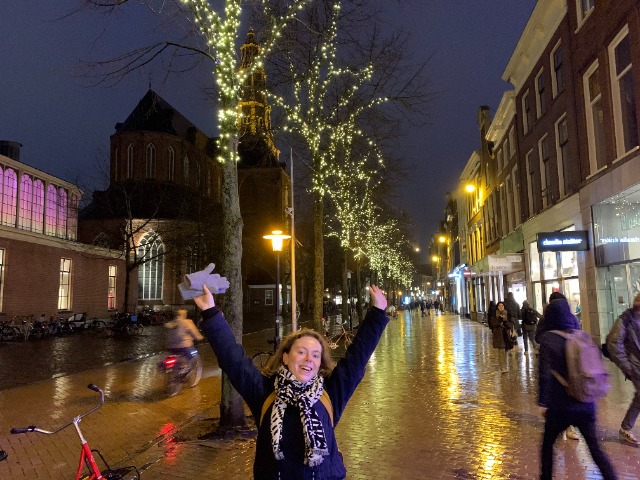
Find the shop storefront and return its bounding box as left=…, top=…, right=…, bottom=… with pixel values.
left=528, top=227, right=585, bottom=317
left=592, top=182, right=640, bottom=338
left=470, top=254, right=525, bottom=317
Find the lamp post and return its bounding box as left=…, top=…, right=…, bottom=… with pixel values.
left=263, top=229, right=291, bottom=345
left=347, top=270, right=352, bottom=331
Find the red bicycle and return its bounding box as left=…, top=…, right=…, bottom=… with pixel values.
left=11, top=384, right=141, bottom=480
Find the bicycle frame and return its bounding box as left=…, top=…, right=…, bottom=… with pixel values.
left=11, top=384, right=140, bottom=480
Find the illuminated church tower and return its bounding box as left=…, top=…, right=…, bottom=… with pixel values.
left=237, top=28, right=280, bottom=167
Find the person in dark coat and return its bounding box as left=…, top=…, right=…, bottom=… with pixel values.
left=535, top=292, right=580, bottom=344
left=538, top=299, right=617, bottom=480
left=194, top=284, right=390, bottom=480
left=486, top=301, right=497, bottom=326
left=505, top=291, right=522, bottom=336
left=521, top=300, right=542, bottom=354
left=488, top=301, right=517, bottom=373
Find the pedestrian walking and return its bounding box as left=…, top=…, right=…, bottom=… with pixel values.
left=537, top=299, right=617, bottom=480
left=605, top=291, right=640, bottom=446
left=488, top=301, right=517, bottom=373
left=521, top=300, right=542, bottom=354
left=420, top=300, right=426, bottom=317
left=505, top=291, right=522, bottom=336
left=194, top=284, right=390, bottom=479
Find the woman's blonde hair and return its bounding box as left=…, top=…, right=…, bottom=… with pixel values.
left=262, top=328, right=336, bottom=377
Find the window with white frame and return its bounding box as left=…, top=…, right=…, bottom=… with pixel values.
left=555, top=115, right=570, bottom=198
left=108, top=265, right=117, bottom=310
left=265, top=289, right=274, bottom=306
left=183, top=156, right=190, bottom=185
left=2, top=168, right=17, bottom=227
left=45, top=184, right=57, bottom=235
left=18, top=174, right=33, bottom=231
left=167, top=147, right=175, bottom=181
left=146, top=143, right=156, bottom=179
left=0, top=249, right=4, bottom=311
left=577, top=0, right=595, bottom=25
left=509, top=126, right=516, bottom=158
left=127, top=144, right=134, bottom=179
left=539, top=135, right=551, bottom=209
left=523, top=90, right=533, bottom=134
left=584, top=61, right=607, bottom=173
left=58, top=258, right=72, bottom=310
left=505, top=176, right=513, bottom=233
left=32, top=179, right=44, bottom=233
left=551, top=41, right=564, bottom=97
left=512, top=165, right=520, bottom=227
left=535, top=69, right=547, bottom=118
left=609, top=26, right=639, bottom=157
left=526, top=150, right=535, bottom=216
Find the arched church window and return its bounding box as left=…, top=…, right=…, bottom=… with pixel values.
left=127, top=144, right=134, bottom=179
left=167, top=147, right=175, bottom=181
left=137, top=231, right=164, bottom=300
left=2, top=169, right=17, bottom=227
left=45, top=184, right=57, bottom=235
left=19, top=174, right=33, bottom=231
left=146, top=143, right=156, bottom=179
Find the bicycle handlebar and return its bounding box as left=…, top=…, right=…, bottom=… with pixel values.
left=11, top=384, right=105, bottom=435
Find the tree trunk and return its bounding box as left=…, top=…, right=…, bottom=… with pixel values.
left=312, top=190, right=324, bottom=331
left=341, top=248, right=348, bottom=325
left=219, top=140, right=246, bottom=428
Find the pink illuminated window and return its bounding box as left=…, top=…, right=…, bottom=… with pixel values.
left=32, top=180, right=44, bottom=233
left=19, top=174, right=33, bottom=230
left=2, top=169, right=17, bottom=227
left=57, top=189, right=67, bottom=238
left=45, top=185, right=57, bottom=236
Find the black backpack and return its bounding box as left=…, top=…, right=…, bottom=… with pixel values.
left=522, top=308, right=538, bottom=326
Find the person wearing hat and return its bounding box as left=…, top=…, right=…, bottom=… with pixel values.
left=606, top=291, right=640, bottom=446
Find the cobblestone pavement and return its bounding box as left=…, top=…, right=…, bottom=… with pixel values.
left=2, top=311, right=640, bottom=479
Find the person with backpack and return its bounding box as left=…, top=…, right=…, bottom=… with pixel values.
left=193, top=284, right=389, bottom=479
left=538, top=298, right=616, bottom=480
left=606, top=291, right=640, bottom=446
left=521, top=300, right=542, bottom=355
left=488, top=301, right=517, bottom=373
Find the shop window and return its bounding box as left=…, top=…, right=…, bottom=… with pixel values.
left=108, top=265, right=117, bottom=310
left=609, top=26, right=639, bottom=157
left=542, top=251, right=558, bottom=280
left=584, top=61, right=606, bottom=173
left=59, top=258, right=72, bottom=311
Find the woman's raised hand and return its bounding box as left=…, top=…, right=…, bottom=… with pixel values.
left=369, top=285, right=387, bottom=312
left=194, top=284, right=216, bottom=311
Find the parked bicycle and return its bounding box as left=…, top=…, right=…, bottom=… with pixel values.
left=108, top=312, right=143, bottom=336
left=327, top=324, right=354, bottom=350
left=11, top=383, right=141, bottom=479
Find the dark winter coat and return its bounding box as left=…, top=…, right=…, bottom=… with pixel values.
left=607, top=307, right=640, bottom=382
left=521, top=303, right=542, bottom=332
left=488, top=310, right=516, bottom=349
left=535, top=300, right=580, bottom=344
left=537, top=299, right=594, bottom=413
left=200, top=306, right=389, bottom=480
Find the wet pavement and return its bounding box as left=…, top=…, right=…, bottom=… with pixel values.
left=2, top=311, right=640, bottom=479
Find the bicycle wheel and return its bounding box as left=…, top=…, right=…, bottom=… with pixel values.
left=252, top=352, right=271, bottom=370
left=93, top=320, right=106, bottom=333
left=187, top=355, right=203, bottom=388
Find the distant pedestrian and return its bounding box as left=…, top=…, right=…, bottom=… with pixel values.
left=538, top=299, right=617, bottom=480
left=606, top=291, right=640, bottom=446
left=420, top=300, right=426, bottom=317
left=488, top=301, right=517, bottom=373
left=194, top=284, right=391, bottom=479
left=521, top=300, right=542, bottom=354
left=505, top=291, right=522, bottom=336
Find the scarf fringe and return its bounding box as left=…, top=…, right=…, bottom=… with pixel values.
left=307, top=448, right=329, bottom=467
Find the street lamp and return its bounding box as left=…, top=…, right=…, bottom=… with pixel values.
left=263, top=229, right=291, bottom=345
left=465, top=184, right=476, bottom=193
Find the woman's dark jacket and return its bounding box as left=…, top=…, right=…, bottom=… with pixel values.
left=488, top=310, right=516, bottom=349
left=200, top=306, right=389, bottom=480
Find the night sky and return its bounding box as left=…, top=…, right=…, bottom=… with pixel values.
left=0, top=1, right=536, bottom=260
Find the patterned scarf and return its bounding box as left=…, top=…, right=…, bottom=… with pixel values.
left=271, top=365, right=329, bottom=467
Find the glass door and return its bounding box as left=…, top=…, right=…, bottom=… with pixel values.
left=608, top=264, right=630, bottom=321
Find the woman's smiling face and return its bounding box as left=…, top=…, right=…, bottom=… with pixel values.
left=283, top=335, right=322, bottom=383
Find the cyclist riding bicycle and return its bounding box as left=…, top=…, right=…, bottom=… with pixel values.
left=165, top=309, right=204, bottom=355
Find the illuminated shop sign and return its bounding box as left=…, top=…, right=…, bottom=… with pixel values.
left=537, top=231, right=589, bottom=252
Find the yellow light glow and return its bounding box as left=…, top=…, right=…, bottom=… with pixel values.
left=432, top=255, right=439, bottom=262
left=263, top=230, right=291, bottom=252
left=438, top=235, right=446, bottom=243
left=465, top=184, right=476, bottom=193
